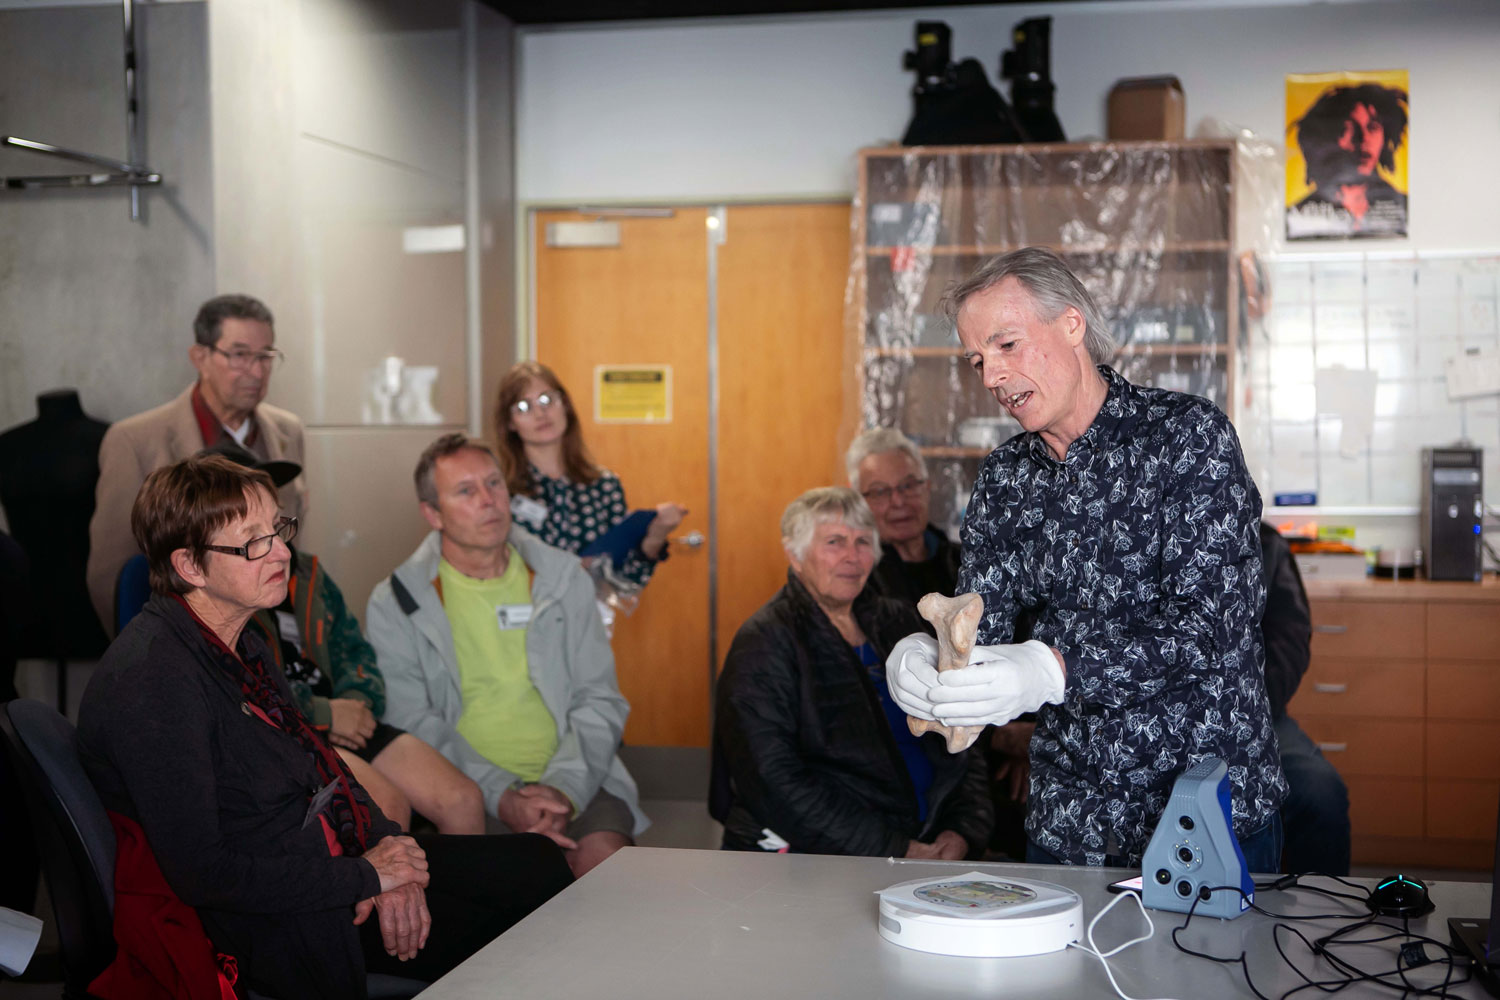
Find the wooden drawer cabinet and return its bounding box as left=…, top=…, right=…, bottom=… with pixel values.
left=1426, top=722, right=1500, bottom=780
left=1427, top=661, right=1500, bottom=720
left=1309, top=601, right=1424, bottom=659
left=1347, top=776, right=1425, bottom=838
left=1300, top=580, right=1500, bottom=869
left=1296, top=718, right=1424, bottom=777
left=1427, top=603, right=1500, bottom=659
left=1286, top=658, right=1423, bottom=718
left=1427, top=780, right=1500, bottom=840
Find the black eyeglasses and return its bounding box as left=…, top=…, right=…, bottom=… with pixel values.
left=860, top=477, right=928, bottom=507
left=204, top=516, right=297, bottom=560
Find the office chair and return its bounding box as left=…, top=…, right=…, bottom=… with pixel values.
left=113, top=554, right=150, bottom=634
left=0, top=699, right=117, bottom=998
left=0, top=700, right=424, bottom=1000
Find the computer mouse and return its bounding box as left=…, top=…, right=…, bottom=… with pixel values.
left=1367, top=875, right=1435, bottom=918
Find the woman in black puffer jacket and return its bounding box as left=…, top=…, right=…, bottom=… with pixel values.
left=714, top=487, right=993, bottom=858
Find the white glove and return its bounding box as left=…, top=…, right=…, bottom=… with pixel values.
left=885, top=633, right=939, bottom=720
left=886, top=634, right=1021, bottom=721
left=928, top=640, right=1066, bottom=727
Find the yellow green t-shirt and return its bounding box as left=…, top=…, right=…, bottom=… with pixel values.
left=438, top=550, right=558, bottom=781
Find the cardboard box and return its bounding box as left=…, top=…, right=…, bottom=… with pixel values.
left=1293, top=552, right=1369, bottom=582
left=1108, top=76, right=1185, bottom=141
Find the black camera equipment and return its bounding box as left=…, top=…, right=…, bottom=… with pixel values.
left=999, top=17, right=1066, bottom=142
left=901, top=21, right=1026, bottom=146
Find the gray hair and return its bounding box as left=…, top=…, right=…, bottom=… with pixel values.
left=193, top=293, right=275, bottom=347
left=845, top=427, right=927, bottom=488
left=780, top=487, right=877, bottom=562
left=941, top=246, right=1116, bottom=365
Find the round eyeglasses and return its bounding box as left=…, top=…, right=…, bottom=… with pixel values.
left=204, top=516, right=297, bottom=560
left=511, top=393, right=558, bottom=416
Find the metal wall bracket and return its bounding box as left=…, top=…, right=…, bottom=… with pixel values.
left=0, top=0, right=163, bottom=220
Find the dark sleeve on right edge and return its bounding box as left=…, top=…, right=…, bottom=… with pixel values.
left=98, top=654, right=381, bottom=914
left=1259, top=525, right=1312, bottom=719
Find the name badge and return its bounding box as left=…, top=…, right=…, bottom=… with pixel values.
left=511, top=495, right=549, bottom=529
left=496, top=603, right=533, bottom=631
left=301, top=779, right=340, bottom=830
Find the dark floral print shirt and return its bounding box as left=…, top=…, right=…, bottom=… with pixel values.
left=957, top=366, right=1286, bottom=866
left=517, top=466, right=658, bottom=588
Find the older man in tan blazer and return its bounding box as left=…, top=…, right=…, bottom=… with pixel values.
left=86, top=294, right=308, bottom=633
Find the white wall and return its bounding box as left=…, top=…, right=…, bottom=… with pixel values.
left=211, top=0, right=516, bottom=616
left=517, top=0, right=1499, bottom=252
left=517, top=0, right=1499, bottom=556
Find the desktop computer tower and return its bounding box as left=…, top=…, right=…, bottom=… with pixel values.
left=1421, top=446, right=1483, bottom=581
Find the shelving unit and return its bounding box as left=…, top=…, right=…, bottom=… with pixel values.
left=849, top=140, right=1248, bottom=534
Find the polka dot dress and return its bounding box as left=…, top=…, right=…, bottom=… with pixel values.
left=518, top=465, right=658, bottom=587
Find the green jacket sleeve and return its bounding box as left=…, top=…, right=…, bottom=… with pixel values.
left=318, top=570, right=387, bottom=718
left=248, top=609, right=322, bottom=724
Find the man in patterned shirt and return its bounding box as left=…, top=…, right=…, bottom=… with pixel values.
left=888, top=247, right=1286, bottom=868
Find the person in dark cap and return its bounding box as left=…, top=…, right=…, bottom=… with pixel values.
left=204, top=441, right=487, bottom=836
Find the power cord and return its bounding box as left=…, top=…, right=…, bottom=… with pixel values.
left=1067, top=888, right=1186, bottom=1000
left=1168, top=877, right=1473, bottom=1000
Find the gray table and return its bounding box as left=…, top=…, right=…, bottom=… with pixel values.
left=418, top=847, right=1490, bottom=999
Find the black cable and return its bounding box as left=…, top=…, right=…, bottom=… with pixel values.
left=1254, top=872, right=1373, bottom=905
left=1169, top=889, right=1275, bottom=1000
left=1167, top=882, right=1473, bottom=1000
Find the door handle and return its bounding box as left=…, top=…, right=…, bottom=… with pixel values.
left=677, top=531, right=706, bottom=550
left=1313, top=683, right=1348, bottom=694
left=1315, top=742, right=1348, bottom=753
left=1313, top=624, right=1348, bottom=634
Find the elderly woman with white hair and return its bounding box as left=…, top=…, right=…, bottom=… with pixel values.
left=713, top=487, right=992, bottom=858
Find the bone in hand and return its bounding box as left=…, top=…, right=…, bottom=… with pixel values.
left=909, top=592, right=987, bottom=753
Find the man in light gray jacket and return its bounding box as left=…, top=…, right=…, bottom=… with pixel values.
left=367, top=433, right=646, bottom=876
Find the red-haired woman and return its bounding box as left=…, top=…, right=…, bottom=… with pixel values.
left=493, top=361, right=686, bottom=588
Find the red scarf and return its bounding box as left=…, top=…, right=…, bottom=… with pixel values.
left=173, top=594, right=371, bottom=855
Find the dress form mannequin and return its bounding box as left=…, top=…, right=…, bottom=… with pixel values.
left=0, top=391, right=111, bottom=686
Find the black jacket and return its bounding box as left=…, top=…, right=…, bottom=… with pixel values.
left=714, top=572, right=993, bottom=857
left=79, top=594, right=398, bottom=999
left=1259, top=522, right=1312, bottom=720
left=867, top=524, right=962, bottom=606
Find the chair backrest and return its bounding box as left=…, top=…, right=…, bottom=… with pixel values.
left=0, top=699, right=117, bottom=992
left=115, top=554, right=151, bottom=634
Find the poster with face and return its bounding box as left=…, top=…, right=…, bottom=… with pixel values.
left=1285, top=70, right=1409, bottom=240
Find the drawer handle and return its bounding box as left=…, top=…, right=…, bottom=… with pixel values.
left=1313, top=625, right=1349, bottom=634
left=1316, top=742, right=1348, bottom=753
left=1313, top=683, right=1348, bottom=694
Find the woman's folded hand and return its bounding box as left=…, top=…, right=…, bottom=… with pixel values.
left=363, top=834, right=430, bottom=893
left=353, top=883, right=430, bottom=960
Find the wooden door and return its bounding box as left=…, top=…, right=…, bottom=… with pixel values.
left=534, top=209, right=712, bottom=747
left=532, top=203, right=852, bottom=748
left=717, top=203, right=854, bottom=661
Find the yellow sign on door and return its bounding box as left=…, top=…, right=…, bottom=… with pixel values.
left=594, top=365, right=672, bottom=423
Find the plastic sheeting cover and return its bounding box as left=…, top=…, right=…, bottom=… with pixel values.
left=846, top=138, right=1278, bottom=538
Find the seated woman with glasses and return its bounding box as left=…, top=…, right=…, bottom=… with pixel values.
left=713, top=487, right=992, bottom=858
left=493, top=361, right=687, bottom=591
left=845, top=428, right=958, bottom=605
left=193, top=443, right=490, bottom=837
left=77, top=455, right=571, bottom=998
